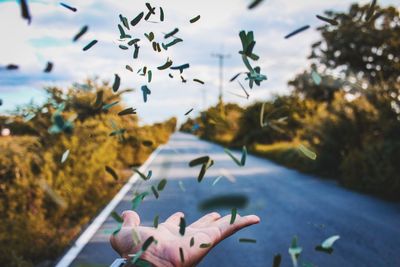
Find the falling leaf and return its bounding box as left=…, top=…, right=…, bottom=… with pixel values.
left=126, top=65, right=134, bottom=72
left=157, top=58, right=173, bottom=70
left=145, top=32, right=155, bottom=42
left=142, top=140, right=153, bottom=147
left=284, top=25, right=310, bottom=39
left=119, top=14, right=130, bottom=30
left=44, top=62, right=53, bottom=73
left=82, top=40, right=98, bottom=51
left=73, top=25, right=88, bottom=42
left=145, top=3, right=156, bottom=21
left=298, top=144, right=317, bottom=160
left=19, top=0, right=31, bottom=24
left=212, top=176, right=224, bottom=186
left=248, top=0, right=264, bottom=9
left=102, top=101, right=119, bottom=111
left=142, top=236, right=155, bottom=251
left=153, top=215, right=159, bottom=228
left=164, top=28, right=179, bottom=39
left=151, top=186, right=159, bottom=199
left=148, top=70, right=152, bottom=83
left=131, top=12, right=144, bottom=27
left=61, top=149, right=70, bottom=163
left=230, top=208, right=237, bottom=224
left=60, top=2, right=77, bottom=12
left=133, top=168, right=152, bottom=180
left=273, top=254, right=282, bottom=267
left=189, top=156, right=210, bottom=167
left=199, top=243, right=211, bottom=248
left=239, top=238, right=257, bottom=243
left=311, top=71, right=322, bottom=85
left=159, top=7, right=164, bottom=21
left=111, top=211, right=123, bottom=223
left=178, top=181, right=186, bottom=192
left=224, top=146, right=247, bottom=167
left=112, top=74, right=121, bottom=92
left=179, top=247, right=185, bottom=263
left=6, top=64, right=19, bottom=70
left=315, top=235, right=340, bottom=254
left=157, top=179, right=167, bottom=191
left=131, top=192, right=149, bottom=210
left=193, top=79, right=204, bottom=84
left=179, top=217, right=186, bottom=236
left=365, top=0, right=377, bottom=21
left=288, top=236, right=302, bottom=267
left=190, top=237, right=195, bottom=247
left=184, top=108, right=194, bottom=116
left=105, top=166, right=119, bottom=180
left=316, top=15, right=339, bottom=26
left=118, top=107, right=137, bottom=116
left=119, top=45, right=129, bottom=50
left=141, top=85, right=151, bottom=103
left=199, top=194, right=248, bottom=211
left=189, top=15, right=201, bottom=23
left=170, top=63, right=190, bottom=73
left=162, top=38, right=183, bottom=49
left=128, top=38, right=140, bottom=46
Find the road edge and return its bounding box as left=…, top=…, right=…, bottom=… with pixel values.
left=55, top=145, right=164, bottom=267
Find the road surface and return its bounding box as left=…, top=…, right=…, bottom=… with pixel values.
left=66, top=132, right=400, bottom=267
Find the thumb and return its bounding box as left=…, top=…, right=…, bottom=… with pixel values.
left=122, top=210, right=141, bottom=227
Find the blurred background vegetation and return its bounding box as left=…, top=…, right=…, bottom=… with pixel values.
left=181, top=3, right=400, bottom=201
left=0, top=80, right=176, bottom=267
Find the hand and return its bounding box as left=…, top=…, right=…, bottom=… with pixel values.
left=110, top=210, right=260, bottom=267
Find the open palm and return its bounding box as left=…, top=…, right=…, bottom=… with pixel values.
left=110, top=210, right=260, bottom=267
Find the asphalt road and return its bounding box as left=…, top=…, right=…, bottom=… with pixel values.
left=69, top=132, right=400, bottom=267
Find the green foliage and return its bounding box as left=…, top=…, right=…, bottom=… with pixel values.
left=0, top=80, right=176, bottom=267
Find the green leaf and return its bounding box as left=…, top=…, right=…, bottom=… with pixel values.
left=163, top=38, right=183, bottom=49
left=118, top=107, right=137, bottom=116
left=288, top=236, right=302, bottom=267
left=153, top=215, right=159, bottom=228
left=148, top=70, right=152, bottom=83
left=60, top=2, right=77, bottom=12
left=284, top=25, right=310, bottom=39
left=238, top=238, right=256, bottom=243
left=273, top=254, right=282, bottom=267
left=316, top=15, right=339, bottom=26
left=170, top=63, right=189, bottom=73
left=193, top=79, right=205, bottom=84
left=190, top=237, right=195, bottom=247
left=142, top=236, right=155, bottom=251
left=240, top=146, right=247, bottom=166
left=102, top=101, right=119, bottom=111
left=119, top=14, right=130, bottom=30
left=311, top=71, right=322, bottom=85
left=131, top=12, right=144, bottom=27
left=189, top=15, right=201, bottom=23
left=128, top=38, right=140, bottom=46
left=159, top=7, right=164, bottom=21
left=230, top=208, right=237, bottom=224
left=189, top=156, right=210, bottom=167
left=133, top=168, right=152, bottom=180
left=112, top=74, right=121, bottom=92
left=224, top=148, right=243, bottom=167
left=82, top=40, right=98, bottom=51
left=61, top=149, right=70, bottom=163
left=179, top=247, right=185, bottom=263
left=248, top=0, right=264, bottom=9
left=298, top=144, right=317, bottom=160
left=157, top=58, right=173, bottom=70
left=144, top=32, right=155, bottom=42
left=199, top=243, right=211, bottom=248
left=133, top=44, right=140, bottom=59
left=105, top=166, right=119, bottom=180
left=157, top=179, right=167, bottom=191
left=131, top=192, right=149, bottom=210
left=110, top=211, right=123, bottom=223
left=19, top=0, right=31, bottom=24
left=151, top=186, right=159, bottom=199
left=119, top=45, right=129, bottom=50
left=315, top=235, right=340, bottom=254
left=126, top=65, right=133, bottom=72
left=184, top=108, right=194, bottom=116
left=141, top=85, right=151, bottom=103
left=179, top=217, right=186, bottom=236
left=164, top=28, right=179, bottom=39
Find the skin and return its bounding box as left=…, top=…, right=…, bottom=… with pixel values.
left=110, top=210, right=260, bottom=267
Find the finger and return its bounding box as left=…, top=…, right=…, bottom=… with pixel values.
left=216, top=214, right=260, bottom=240
left=121, top=210, right=140, bottom=227
left=190, top=212, right=221, bottom=228
left=165, top=211, right=185, bottom=225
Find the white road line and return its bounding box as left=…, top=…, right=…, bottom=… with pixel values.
left=55, top=145, right=164, bottom=267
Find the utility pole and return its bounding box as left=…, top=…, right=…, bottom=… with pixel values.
left=211, top=53, right=230, bottom=104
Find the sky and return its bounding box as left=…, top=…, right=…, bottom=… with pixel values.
left=0, top=0, right=398, bottom=124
